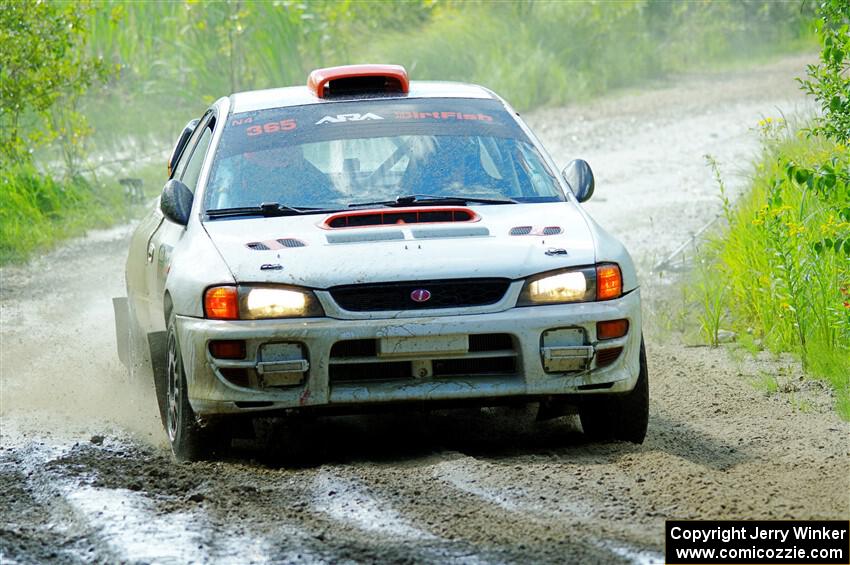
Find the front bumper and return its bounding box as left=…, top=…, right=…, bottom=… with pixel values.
left=176, top=289, right=642, bottom=415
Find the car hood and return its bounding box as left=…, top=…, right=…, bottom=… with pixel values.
left=203, top=203, right=596, bottom=288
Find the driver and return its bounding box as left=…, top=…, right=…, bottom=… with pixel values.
left=240, top=145, right=336, bottom=207
left=403, top=136, right=495, bottom=194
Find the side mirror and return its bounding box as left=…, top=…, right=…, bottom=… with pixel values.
left=160, top=179, right=194, bottom=226
left=561, top=159, right=595, bottom=203
left=167, top=118, right=200, bottom=177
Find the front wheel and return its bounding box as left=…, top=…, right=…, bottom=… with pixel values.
left=164, top=317, right=224, bottom=460
left=579, top=336, right=649, bottom=444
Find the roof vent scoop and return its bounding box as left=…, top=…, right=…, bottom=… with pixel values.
left=307, top=64, right=409, bottom=98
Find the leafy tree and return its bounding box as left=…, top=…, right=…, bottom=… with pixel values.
left=0, top=0, right=107, bottom=167
left=801, top=0, right=850, bottom=144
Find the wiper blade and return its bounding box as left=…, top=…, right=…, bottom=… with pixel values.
left=206, top=202, right=336, bottom=219
left=348, top=194, right=518, bottom=208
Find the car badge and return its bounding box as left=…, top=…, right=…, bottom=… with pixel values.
left=410, top=289, right=432, bottom=303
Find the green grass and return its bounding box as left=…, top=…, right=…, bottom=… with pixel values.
left=753, top=371, right=780, bottom=396
left=0, top=164, right=127, bottom=263
left=692, top=123, right=850, bottom=420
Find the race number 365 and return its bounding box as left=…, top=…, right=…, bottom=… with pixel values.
left=247, top=119, right=296, bottom=136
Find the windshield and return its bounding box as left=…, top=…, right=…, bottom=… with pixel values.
left=204, top=98, right=564, bottom=212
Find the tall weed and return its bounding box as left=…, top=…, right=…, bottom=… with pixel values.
left=694, top=123, right=850, bottom=419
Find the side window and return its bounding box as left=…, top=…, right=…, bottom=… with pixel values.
left=180, top=121, right=214, bottom=193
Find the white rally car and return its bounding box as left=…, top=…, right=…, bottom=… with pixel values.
left=114, top=64, right=648, bottom=460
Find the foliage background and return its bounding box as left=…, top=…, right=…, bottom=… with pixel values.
left=0, top=0, right=820, bottom=263
left=84, top=0, right=816, bottom=141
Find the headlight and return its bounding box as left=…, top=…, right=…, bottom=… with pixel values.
left=528, top=271, right=588, bottom=302
left=517, top=263, right=622, bottom=305
left=244, top=287, right=314, bottom=319
left=204, top=285, right=324, bottom=319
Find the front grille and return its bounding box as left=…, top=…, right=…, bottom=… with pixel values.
left=329, top=361, right=411, bottom=383
left=329, top=279, right=510, bottom=312
left=330, top=339, right=377, bottom=358
left=328, top=333, right=518, bottom=384
left=469, top=333, right=513, bottom=352
left=432, top=357, right=515, bottom=377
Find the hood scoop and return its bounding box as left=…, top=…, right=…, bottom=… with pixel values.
left=324, top=206, right=478, bottom=228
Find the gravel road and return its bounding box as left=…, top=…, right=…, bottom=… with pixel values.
left=1, top=54, right=848, bottom=564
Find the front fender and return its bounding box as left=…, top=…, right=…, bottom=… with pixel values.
left=163, top=220, right=234, bottom=323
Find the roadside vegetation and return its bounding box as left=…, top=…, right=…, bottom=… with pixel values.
left=0, top=1, right=123, bottom=263
left=1, top=1, right=817, bottom=264
left=85, top=1, right=815, bottom=125
left=693, top=0, right=850, bottom=419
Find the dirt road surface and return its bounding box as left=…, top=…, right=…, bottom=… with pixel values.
left=1, top=54, right=848, bottom=564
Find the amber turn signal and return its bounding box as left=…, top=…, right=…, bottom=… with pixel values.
left=209, top=340, right=246, bottom=359
left=597, top=319, right=629, bottom=340
left=204, top=286, right=239, bottom=320
left=596, top=264, right=622, bottom=301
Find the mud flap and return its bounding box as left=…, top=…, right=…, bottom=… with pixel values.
left=112, top=297, right=129, bottom=367
left=148, top=331, right=168, bottom=424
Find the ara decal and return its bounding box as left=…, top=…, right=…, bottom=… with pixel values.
left=315, top=113, right=384, bottom=125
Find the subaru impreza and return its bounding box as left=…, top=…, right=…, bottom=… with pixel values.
left=114, top=64, right=648, bottom=460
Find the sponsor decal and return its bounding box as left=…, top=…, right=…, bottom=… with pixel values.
left=246, top=119, right=297, bottom=136
left=410, top=289, right=432, bottom=303
left=231, top=117, right=254, bottom=126
left=394, top=111, right=494, bottom=122
left=315, top=113, right=384, bottom=124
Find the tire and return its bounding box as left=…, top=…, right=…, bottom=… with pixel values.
left=579, top=336, right=649, bottom=444
left=163, top=316, right=225, bottom=460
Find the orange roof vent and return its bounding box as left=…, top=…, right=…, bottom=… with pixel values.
left=307, top=64, right=409, bottom=98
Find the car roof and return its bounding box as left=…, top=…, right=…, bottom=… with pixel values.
left=229, top=81, right=497, bottom=114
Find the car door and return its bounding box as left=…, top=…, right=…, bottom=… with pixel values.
left=145, top=110, right=216, bottom=327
